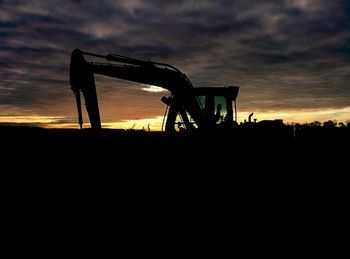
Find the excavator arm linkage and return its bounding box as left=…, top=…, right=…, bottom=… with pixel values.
left=69, top=49, right=203, bottom=131
left=69, top=49, right=239, bottom=132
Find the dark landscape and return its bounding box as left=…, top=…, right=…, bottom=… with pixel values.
left=2, top=123, right=348, bottom=167
left=2, top=124, right=348, bottom=235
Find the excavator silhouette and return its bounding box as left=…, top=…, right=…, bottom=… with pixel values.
left=70, top=49, right=240, bottom=132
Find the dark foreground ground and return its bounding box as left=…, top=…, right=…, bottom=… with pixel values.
left=2, top=124, right=348, bottom=194
left=1, top=125, right=348, bottom=243
left=2, top=125, right=348, bottom=169
left=2, top=124, right=348, bottom=198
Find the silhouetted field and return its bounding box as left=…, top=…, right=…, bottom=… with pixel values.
left=2, top=124, right=348, bottom=165
left=2, top=125, right=348, bottom=219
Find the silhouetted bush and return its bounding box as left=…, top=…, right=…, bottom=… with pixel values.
left=338, top=122, right=345, bottom=128
left=309, top=121, right=322, bottom=128
left=323, top=120, right=337, bottom=128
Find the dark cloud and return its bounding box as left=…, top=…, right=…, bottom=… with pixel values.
left=0, top=0, right=349, bottom=123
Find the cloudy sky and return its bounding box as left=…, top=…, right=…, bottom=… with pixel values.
left=1, top=0, right=349, bottom=129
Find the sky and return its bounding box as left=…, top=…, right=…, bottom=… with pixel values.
left=1, top=0, right=349, bottom=130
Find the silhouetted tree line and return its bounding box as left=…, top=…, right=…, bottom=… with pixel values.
left=288, top=119, right=350, bottom=141
left=290, top=120, right=350, bottom=128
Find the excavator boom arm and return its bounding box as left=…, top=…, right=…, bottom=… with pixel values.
left=69, top=49, right=202, bottom=130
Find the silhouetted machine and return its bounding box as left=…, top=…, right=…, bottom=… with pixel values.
left=70, top=49, right=239, bottom=132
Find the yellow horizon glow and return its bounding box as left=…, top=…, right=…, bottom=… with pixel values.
left=0, top=107, right=349, bottom=130
left=102, top=116, right=165, bottom=130
left=0, top=115, right=64, bottom=124
left=237, top=107, right=350, bottom=124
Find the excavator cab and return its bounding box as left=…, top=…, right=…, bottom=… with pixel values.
left=194, top=86, right=239, bottom=128
left=162, top=86, right=239, bottom=132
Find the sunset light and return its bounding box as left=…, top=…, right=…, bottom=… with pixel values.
left=1, top=1, right=349, bottom=128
